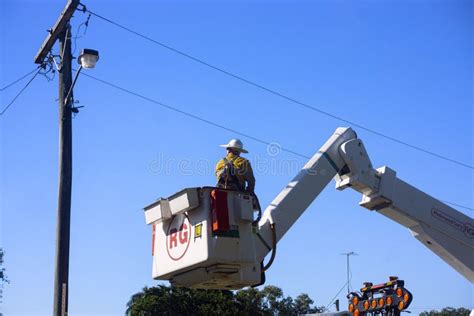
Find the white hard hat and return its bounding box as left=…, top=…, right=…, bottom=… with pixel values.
left=220, top=138, right=248, bottom=153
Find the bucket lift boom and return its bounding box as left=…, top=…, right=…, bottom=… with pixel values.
left=143, top=127, right=474, bottom=289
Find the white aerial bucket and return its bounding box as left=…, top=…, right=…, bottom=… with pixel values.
left=143, top=187, right=262, bottom=289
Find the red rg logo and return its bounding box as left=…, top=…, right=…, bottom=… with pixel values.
left=166, top=214, right=191, bottom=260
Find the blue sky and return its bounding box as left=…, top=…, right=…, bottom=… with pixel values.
left=1, top=0, right=472, bottom=315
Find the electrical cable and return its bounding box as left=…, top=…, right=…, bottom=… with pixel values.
left=84, top=8, right=473, bottom=170
left=79, top=72, right=474, bottom=211
left=325, top=280, right=349, bottom=311
left=0, top=67, right=41, bottom=92
left=79, top=71, right=309, bottom=159
left=0, top=67, right=43, bottom=116
left=262, top=223, right=276, bottom=272
left=439, top=200, right=474, bottom=211
left=71, top=13, right=91, bottom=56
left=39, top=58, right=56, bottom=82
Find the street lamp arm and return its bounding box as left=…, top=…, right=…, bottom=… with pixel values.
left=63, top=66, right=82, bottom=107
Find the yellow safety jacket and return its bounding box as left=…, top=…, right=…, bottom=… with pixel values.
left=215, top=153, right=255, bottom=192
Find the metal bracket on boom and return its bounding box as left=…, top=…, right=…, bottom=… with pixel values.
left=359, top=166, right=396, bottom=211
left=335, top=139, right=398, bottom=211
left=335, top=139, right=379, bottom=195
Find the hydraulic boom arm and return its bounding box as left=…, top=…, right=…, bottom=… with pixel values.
left=256, top=127, right=474, bottom=282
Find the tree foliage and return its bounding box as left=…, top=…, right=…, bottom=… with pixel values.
left=0, top=248, right=8, bottom=284
left=419, top=307, right=471, bottom=316
left=126, top=284, right=325, bottom=316
left=0, top=247, right=8, bottom=316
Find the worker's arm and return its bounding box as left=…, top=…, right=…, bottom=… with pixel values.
left=244, top=161, right=256, bottom=193
left=215, top=159, right=224, bottom=181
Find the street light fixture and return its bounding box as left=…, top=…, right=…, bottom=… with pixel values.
left=64, top=48, right=100, bottom=106
left=78, top=48, right=99, bottom=69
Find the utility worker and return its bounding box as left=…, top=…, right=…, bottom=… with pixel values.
left=215, top=139, right=255, bottom=193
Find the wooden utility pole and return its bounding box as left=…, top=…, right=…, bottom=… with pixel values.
left=54, top=24, right=73, bottom=316
left=34, top=1, right=79, bottom=315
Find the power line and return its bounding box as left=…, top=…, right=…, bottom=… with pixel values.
left=71, top=13, right=91, bottom=56
left=325, top=280, right=348, bottom=311
left=85, top=8, right=473, bottom=170
left=0, top=67, right=40, bottom=92
left=0, top=67, right=42, bottom=116
left=80, top=71, right=309, bottom=159
left=440, top=200, right=474, bottom=211
left=79, top=72, right=474, bottom=211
